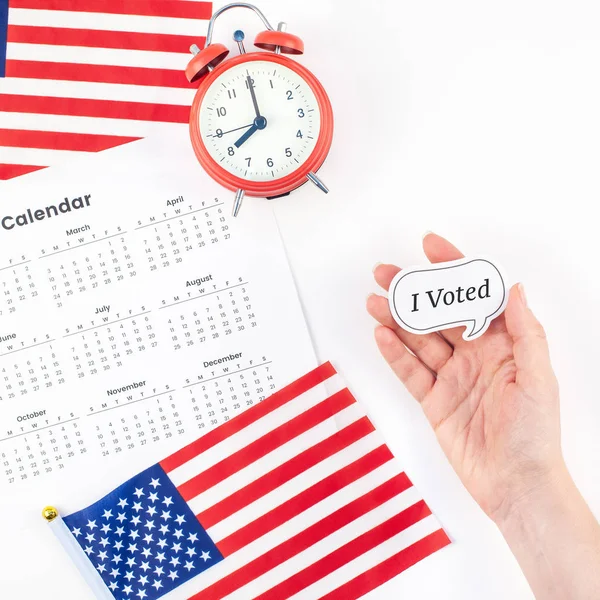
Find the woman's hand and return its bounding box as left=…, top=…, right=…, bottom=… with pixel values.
left=368, top=233, right=600, bottom=599
left=367, top=233, right=564, bottom=522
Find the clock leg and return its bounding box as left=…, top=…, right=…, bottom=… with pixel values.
left=307, top=172, right=329, bottom=194
left=232, top=189, right=245, bottom=217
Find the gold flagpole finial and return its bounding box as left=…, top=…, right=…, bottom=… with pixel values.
left=42, top=506, right=59, bottom=522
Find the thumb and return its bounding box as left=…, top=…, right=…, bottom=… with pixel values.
left=504, top=283, right=556, bottom=390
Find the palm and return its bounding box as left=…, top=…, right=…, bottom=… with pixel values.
left=368, top=234, right=560, bottom=520
left=425, top=321, right=519, bottom=516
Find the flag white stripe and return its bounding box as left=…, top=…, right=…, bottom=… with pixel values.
left=7, top=42, right=190, bottom=70
left=223, top=491, right=426, bottom=600
left=186, top=401, right=365, bottom=516
left=0, top=78, right=195, bottom=105
left=0, top=146, right=89, bottom=166
left=0, top=113, right=188, bottom=137
left=289, top=514, right=442, bottom=600
left=8, top=8, right=209, bottom=37
left=168, top=374, right=345, bottom=488
left=164, top=480, right=421, bottom=600
left=206, top=430, right=385, bottom=543
left=161, top=467, right=416, bottom=600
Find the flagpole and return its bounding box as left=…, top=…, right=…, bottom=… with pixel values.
left=43, top=507, right=114, bottom=600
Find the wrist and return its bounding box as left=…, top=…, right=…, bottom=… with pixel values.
left=493, top=459, right=575, bottom=535
left=492, top=460, right=600, bottom=600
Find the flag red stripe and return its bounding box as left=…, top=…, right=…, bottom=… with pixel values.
left=217, top=445, right=398, bottom=557
left=319, top=529, right=451, bottom=600
left=7, top=25, right=203, bottom=54
left=178, top=388, right=356, bottom=502
left=190, top=473, right=411, bottom=600
left=0, top=163, right=46, bottom=180
left=8, top=0, right=213, bottom=20
left=199, top=416, right=377, bottom=530
left=5, top=60, right=195, bottom=89
left=161, top=362, right=337, bottom=473
left=0, top=94, right=189, bottom=123
left=255, top=500, right=432, bottom=600
left=0, top=129, right=140, bottom=151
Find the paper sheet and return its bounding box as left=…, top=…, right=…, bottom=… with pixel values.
left=0, top=140, right=317, bottom=597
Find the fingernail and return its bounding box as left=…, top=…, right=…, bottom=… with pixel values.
left=422, top=230, right=434, bottom=240
left=366, top=292, right=376, bottom=302
left=372, top=262, right=383, bottom=273
left=518, top=283, right=528, bottom=308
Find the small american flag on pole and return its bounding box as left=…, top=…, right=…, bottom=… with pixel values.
left=0, top=0, right=212, bottom=181
left=49, top=363, right=450, bottom=599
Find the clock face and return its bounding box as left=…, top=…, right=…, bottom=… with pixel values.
left=198, top=60, right=322, bottom=182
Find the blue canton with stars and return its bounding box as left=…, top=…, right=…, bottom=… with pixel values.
left=63, top=464, right=223, bottom=600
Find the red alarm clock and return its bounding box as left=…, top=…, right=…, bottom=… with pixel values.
left=185, top=3, right=334, bottom=216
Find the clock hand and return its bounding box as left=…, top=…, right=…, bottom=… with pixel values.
left=246, top=74, right=261, bottom=118
left=234, top=124, right=257, bottom=148
left=213, top=123, right=253, bottom=137
left=234, top=115, right=267, bottom=148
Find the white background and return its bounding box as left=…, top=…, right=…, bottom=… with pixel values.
left=3, top=0, right=600, bottom=598
left=253, top=0, right=599, bottom=598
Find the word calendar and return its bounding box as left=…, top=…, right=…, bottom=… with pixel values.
left=0, top=152, right=317, bottom=498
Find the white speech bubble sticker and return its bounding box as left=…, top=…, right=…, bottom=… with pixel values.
left=388, top=257, right=509, bottom=341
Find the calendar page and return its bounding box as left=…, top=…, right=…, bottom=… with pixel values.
left=0, top=140, right=317, bottom=597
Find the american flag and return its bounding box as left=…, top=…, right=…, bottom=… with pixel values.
left=0, top=0, right=212, bottom=181
left=52, top=363, right=450, bottom=599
